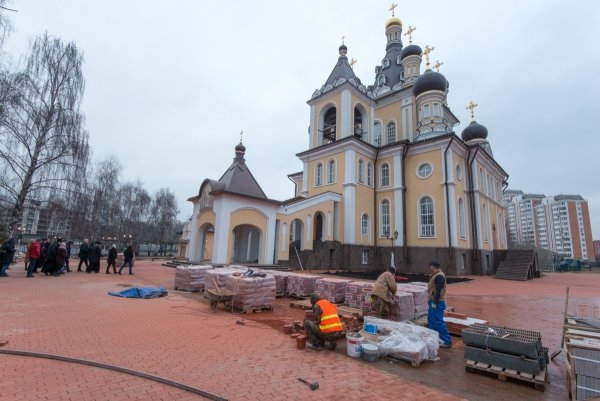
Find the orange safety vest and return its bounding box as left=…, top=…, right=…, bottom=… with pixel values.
left=316, top=300, right=343, bottom=333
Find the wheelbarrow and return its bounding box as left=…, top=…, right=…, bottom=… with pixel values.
left=206, top=287, right=236, bottom=313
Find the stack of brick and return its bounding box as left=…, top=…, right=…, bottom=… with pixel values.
left=256, top=269, right=291, bottom=296
left=174, top=265, right=214, bottom=292
left=397, top=283, right=429, bottom=318
left=225, top=274, right=276, bottom=312
left=314, top=277, right=352, bottom=303
left=361, top=291, right=415, bottom=322
left=203, top=267, right=246, bottom=296
left=286, top=273, right=321, bottom=297
left=344, top=281, right=373, bottom=309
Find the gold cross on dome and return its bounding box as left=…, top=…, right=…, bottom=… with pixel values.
left=405, top=26, right=416, bottom=44
left=341, top=35, right=345, bottom=45
left=422, top=45, right=435, bottom=68
left=466, top=101, right=478, bottom=121
left=350, top=58, right=357, bottom=68
left=389, top=3, right=397, bottom=17
left=240, top=130, right=244, bottom=143
left=433, top=60, right=444, bottom=72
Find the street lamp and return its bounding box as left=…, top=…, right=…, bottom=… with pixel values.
left=385, top=229, right=399, bottom=268
left=16, top=226, right=25, bottom=252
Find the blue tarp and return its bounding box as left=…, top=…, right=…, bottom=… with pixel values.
left=108, top=286, right=168, bottom=299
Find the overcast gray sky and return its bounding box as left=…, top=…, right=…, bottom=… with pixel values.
left=3, top=0, right=600, bottom=238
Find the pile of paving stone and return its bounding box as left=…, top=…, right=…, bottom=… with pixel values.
left=314, top=277, right=353, bottom=303
left=225, top=274, right=276, bottom=312
left=344, top=281, right=373, bottom=309
left=286, top=273, right=321, bottom=297
left=174, top=265, right=214, bottom=291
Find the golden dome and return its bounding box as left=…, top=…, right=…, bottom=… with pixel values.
left=385, top=16, right=402, bottom=30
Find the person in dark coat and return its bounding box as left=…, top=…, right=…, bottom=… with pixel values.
left=44, top=237, right=61, bottom=276
left=55, top=242, right=67, bottom=276
left=118, top=244, right=134, bottom=275
left=87, top=240, right=102, bottom=273
left=65, top=241, right=72, bottom=272
left=106, top=244, right=117, bottom=274
left=38, top=239, right=51, bottom=273
left=0, top=238, right=16, bottom=277
left=77, top=239, right=90, bottom=272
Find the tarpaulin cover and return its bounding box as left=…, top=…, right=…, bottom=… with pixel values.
left=108, top=286, right=168, bottom=299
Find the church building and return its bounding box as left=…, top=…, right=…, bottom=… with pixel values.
left=183, top=10, right=509, bottom=276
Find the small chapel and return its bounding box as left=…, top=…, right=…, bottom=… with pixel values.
left=182, top=9, right=508, bottom=276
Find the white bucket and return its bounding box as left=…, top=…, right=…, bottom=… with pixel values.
left=346, top=332, right=364, bottom=357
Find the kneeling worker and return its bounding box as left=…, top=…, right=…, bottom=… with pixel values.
left=304, top=293, right=343, bottom=350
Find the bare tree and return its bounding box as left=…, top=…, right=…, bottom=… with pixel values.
left=148, top=188, right=179, bottom=255
left=0, top=32, right=89, bottom=234
left=86, top=155, right=122, bottom=240
left=118, top=179, right=151, bottom=242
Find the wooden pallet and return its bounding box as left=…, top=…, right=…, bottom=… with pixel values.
left=238, top=306, right=274, bottom=314
left=465, top=359, right=546, bottom=391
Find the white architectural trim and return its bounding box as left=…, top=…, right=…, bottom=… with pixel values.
left=341, top=89, right=351, bottom=138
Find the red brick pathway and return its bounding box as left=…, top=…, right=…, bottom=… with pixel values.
left=0, top=261, right=469, bottom=401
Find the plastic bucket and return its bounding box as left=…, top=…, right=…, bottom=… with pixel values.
left=346, top=332, right=364, bottom=357
left=361, top=343, right=379, bottom=362
left=364, top=323, right=377, bottom=334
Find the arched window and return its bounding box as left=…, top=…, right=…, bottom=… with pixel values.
left=361, top=214, right=369, bottom=235
left=367, top=162, right=373, bottom=186
left=458, top=197, right=466, bottom=239
left=358, top=159, right=364, bottom=184
left=380, top=200, right=390, bottom=237
left=381, top=163, right=390, bottom=187
left=315, top=163, right=323, bottom=186
left=419, top=196, right=435, bottom=237
left=323, top=108, right=336, bottom=143
left=374, top=122, right=382, bottom=146
left=387, top=122, right=396, bottom=144
left=354, top=108, right=364, bottom=140
left=327, top=159, right=335, bottom=184
left=378, top=75, right=386, bottom=86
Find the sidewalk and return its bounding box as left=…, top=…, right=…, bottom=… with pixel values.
left=0, top=260, right=467, bottom=401
left=1, top=261, right=596, bottom=400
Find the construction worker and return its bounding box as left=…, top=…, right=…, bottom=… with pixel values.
left=304, top=293, right=343, bottom=351
left=428, top=261, right=452, bottom=348
left=371, top=266, right=398, bottom=319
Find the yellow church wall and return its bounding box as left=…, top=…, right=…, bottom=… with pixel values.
left=374, top=102, right=402, bottom=127
left=197, top=209, right=216, bottom=229
left=305, top=154, right=345, bottom=198
left=403, top=150, right=447, bottom=247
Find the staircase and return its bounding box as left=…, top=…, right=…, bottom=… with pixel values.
left=495, top=249, right=538, bottom=281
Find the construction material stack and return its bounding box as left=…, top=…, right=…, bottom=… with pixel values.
left=463, top=323, right=547, bottom=390
left=286, top=273, right=321, bottom=297
left=225, top=274, right=276, bottom=312
left=174, top=265, right=214, bottom=291
left=344, top=281, right=373, bottom=309
left=564, top=317, right=600, bottom=400
left=314, top=277, right=352, bottom=303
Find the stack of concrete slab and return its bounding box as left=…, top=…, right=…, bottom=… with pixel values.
left=225, top=274, right=276, bottom=312
left=390, top=292, right=416, bottom=322
left=444, top=311, right=488, bottom=336
left=257, top=270, right=291, bottom=296
left=463, top=323, right=547, bottom=375
left=174, top=265, right=214, bottom=292
left=344, top=281, right=373, bottom=309
left=314, top=277, right=352, bottom=303
left=286, top=273, right=321, bottom=297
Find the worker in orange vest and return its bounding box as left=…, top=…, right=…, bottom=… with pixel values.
left=304, top=293, right=343, bottom=351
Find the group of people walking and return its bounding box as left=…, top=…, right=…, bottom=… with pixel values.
left=76, top=239, right=134, bottom=275
left=0, top=237, right=135, bottom=278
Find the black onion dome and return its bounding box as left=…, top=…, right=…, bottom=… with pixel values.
left=461, top=120, right=489, bottom=142
left=235, top=141, right=246, bottom=153
left=412, top=69, right=448, bottom=97
left=401, top=44, right=422, bottom=60
left=339, top=44, right=347, bottom=52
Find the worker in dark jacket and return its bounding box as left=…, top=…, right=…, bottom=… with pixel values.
left=304, top=293, right=343, bottom=350
left=428, top=261, right=452, bottom=348
left=0, top=238, right=16, bottom=277
left=77, top=239, right=90, bottom=272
